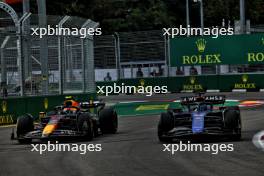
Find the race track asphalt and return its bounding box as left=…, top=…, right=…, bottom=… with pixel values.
left=0, top=93, right=264, bottom=176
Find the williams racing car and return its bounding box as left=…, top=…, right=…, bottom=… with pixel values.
left=11, top=97, right=118, bottom=144
left=158, top=94, right=242, bottom=142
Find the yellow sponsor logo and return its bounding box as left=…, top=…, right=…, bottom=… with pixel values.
left=136, top=104, right=169, bottom=111
left=182, top=54, right=222, bottom=65
left=182, top=39, right=222, bottom=65
left=248, top=52, right=264, bottom=62
left=234, top=83, right=256, bottom=89
left=196, top=38, right=207, bottom=53
left=139, top=79, right=145, bottom=86
left=1, top=101, right=7, bottom=113
left=242, top=74, right=248, bottom=83
left=0, top=115, right=14, bottom=125
left=234, top=75, right=256, bottom=89
left=190, top=77, right=195, bottom=85
left=247, top=37, right=264, bottom=63
left=44, top=98, right=49, bottom=110
left=182, top=76, right=203, bottom=91
left=183, top=84, right=203, bottom=90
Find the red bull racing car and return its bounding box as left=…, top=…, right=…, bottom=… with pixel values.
left=11, top=97, right=118, bottom=144
left=158, top=94, right=242, bottom=142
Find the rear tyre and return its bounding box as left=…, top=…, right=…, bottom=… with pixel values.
left=224, top=110, right=241, bottom=141
left=158, top=112, right=174, bottom=142
left=99, top=108, right=118, bottom=134
left=233, top=116, right=242, bottom=141
left=92, top=120, right=99, bottom=137
left=78, top=114, right=94, bottom=141
left=16, top=114, right=34, bottom=144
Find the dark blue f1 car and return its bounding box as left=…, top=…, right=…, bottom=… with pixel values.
left=158, top=94, right=242, bottom=142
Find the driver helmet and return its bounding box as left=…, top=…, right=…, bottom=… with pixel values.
left=63, top=96, right=79, bottom=113
left=200, top=104, right=208, bottom=111
left=64, top=96, right=79, bottom=107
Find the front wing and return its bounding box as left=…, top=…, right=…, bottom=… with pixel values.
left=12, top=129, right=85, bottom=140
left=161, top=126, right=236, bottom=139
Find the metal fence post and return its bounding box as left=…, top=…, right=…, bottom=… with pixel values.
left=17, top=13, right=30, bottom=96
left=0, top=36, right=10, bottom=86
left=164, top=33, right=168, bottom=77
left=21, top=13, right=31, bottom=82
left=58, top=36, right=64, bottom=95
left=58, top=16, right=70, bottom=95
left=81, top=39, right=86, bottom=92
left=37, top=0, right=49, bottom=95
left=114, top=32, right=121, bottom=80
left=81, top=19, right=98, bottom=93
left=164, top=31, right=171, bottom=77
left=85, top=37, right=96, bottom=93
left=81, top=19, right=91, bottom=93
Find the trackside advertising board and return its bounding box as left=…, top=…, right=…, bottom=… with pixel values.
left=170, top=33, right=264, bottom=66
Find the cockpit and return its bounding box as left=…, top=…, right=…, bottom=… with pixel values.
left=186, top=103, right=213, bottom=112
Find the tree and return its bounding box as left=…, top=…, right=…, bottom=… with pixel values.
left=22, top=0, right=264, bottom=33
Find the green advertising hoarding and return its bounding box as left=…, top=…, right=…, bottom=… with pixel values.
left=170, top=33, right=264, bottom=66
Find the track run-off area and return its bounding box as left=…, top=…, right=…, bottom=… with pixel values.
left=0, top=92, right=264, bottom=176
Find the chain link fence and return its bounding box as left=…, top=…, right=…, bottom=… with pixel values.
left=0, top=11, right=97, bottom=97
left=94, top=30, right=167, bottom=81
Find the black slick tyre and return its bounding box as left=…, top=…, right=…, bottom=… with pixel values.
left=78, top=114, right=94, bottom=141
left=99, top=108, right=118, bottom=134
left=158, top=112, right=174, bottom=142
left=224, top=110, right=241, bottom=141
left=16, top=114, right=34, bottom=144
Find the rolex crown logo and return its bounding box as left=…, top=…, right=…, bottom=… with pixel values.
left=139, top=79, right=145, bottom=86
left=242, top=74, right=248, bottom=83
left=2, top=101, right=7, bottom=113
left=190, top=77, right=196, bottom=85
left=196, top=38, right=207, bottom=53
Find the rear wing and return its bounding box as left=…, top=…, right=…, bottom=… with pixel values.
left=181, top=95, right=226, bottom=105
left=79, top=100, right=105, bottom=109
left=53, top=100, right=105, bottom=112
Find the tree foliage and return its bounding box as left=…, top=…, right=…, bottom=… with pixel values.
left=29, top=0, right=264, bottom=33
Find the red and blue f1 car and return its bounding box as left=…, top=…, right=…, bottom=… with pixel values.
left=11, top=99, right=118, bottom=144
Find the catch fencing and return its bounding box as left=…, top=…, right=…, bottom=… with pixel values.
left=0, top=12, right=97, bottom=97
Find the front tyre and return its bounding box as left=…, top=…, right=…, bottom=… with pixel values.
left=233, top=116, right=242, bottom=141
left=224, top=110, right=242, bottom=141
left=78, top=114, right=94, bottom=141
left=16, top=114, right=34, bottom=144
left=99, top=108, right=118, bottom=134
left=158, top=112, right=174, bottom=142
